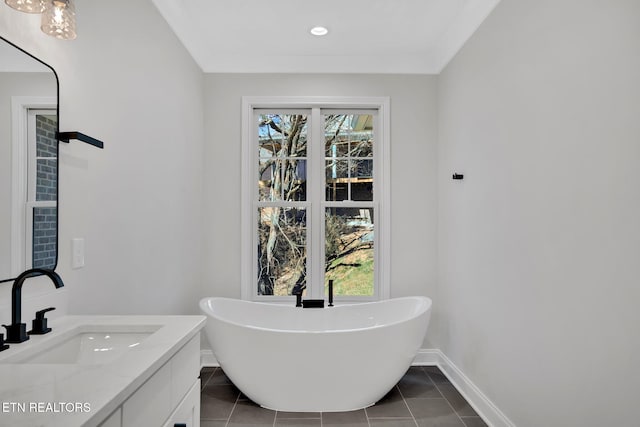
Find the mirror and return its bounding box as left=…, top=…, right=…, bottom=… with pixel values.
left=0, top=36, right=59, bottom=284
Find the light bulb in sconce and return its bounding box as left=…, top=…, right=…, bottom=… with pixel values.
left=5, top=0, right=46, bottom=13
left=41, top=0, right=76, bottom=40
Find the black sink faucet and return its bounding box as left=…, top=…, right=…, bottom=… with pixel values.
left=2, top=268, right=64, bottom=343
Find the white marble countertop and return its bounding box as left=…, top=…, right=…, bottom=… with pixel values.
left=0, top=315, right=206, bottom=427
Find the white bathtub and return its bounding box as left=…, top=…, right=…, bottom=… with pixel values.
left=199, top=296, right=432, bottom=412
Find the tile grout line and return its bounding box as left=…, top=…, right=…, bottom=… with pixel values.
left=459, top=415, right=484, bottom=427
left=224, top=387, right=242, bottom=427
left=433, top=380, right=468, bottom=427
left=364, top=405, right=372, bottom=427
left=201, top=367, right=214, bottom=389
left=366, top=416, right=416, bottom=419
left=394, top=385, right=420, bottom=427
left=422, top=366, right=471, bottom=426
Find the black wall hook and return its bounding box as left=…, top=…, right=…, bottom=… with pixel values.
left=452, top=173, right=464, bottom=180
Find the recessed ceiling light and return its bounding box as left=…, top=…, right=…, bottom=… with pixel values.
left=310, top=26, right=329, bottom=36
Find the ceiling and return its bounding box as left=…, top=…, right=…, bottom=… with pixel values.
left=151, top=0, right=501, bottom=74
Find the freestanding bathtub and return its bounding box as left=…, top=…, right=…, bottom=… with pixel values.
left=199, top=296, right=431, bottom=412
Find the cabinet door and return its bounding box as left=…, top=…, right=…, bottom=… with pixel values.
left=171, top=335, right=200, bottom=407
left=123, top=362, right=172, bottom=427
left=163, top=379, right=200, bottom=427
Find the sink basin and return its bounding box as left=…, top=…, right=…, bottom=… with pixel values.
left=1, top=325, right=161, bottom=364
left=20, top=332, right=153, bottom=364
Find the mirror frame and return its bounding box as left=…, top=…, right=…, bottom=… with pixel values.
left=0, top=36, right=60, bottom=284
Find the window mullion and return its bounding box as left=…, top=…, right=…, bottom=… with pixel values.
left=26, top=111, right=37, bottom=203
left=309, top=107, right=324, bottom=300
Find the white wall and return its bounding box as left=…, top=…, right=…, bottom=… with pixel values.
left=203, top=74, right=439, bottom=346
left=437, top=0, right=640, bottom=425
left=0, top=0, right=205, bottom=321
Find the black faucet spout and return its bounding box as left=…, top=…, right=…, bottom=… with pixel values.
left=328, top=280, right=334, bottom=307
left=3, top=268, right=64, bottom=343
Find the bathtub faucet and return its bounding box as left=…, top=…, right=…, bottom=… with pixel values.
left=292, top=281, right=335, bottom=308
left=292, top=283, right=325, bottom=308
left=295, top=293, right=303, bottom=307
left=292, top=283, right=306, bottom=307
left=328, top=279, right=334, bottom=307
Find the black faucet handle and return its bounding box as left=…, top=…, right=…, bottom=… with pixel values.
left=29, top=307, right=55, bottom=335
left=0, top=333, right=9, bottom=352
left=36, top=307, right=56, bottom=319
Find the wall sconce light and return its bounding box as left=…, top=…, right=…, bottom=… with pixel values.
left=4, top=0, right=46, bottom=13
left=41, top=0, right=76, bottom=40
left=4, top=0, right=76, bottom=40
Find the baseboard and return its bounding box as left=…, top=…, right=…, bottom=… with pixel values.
left=201, top=349, right=219, bottom=367
left=412, top=348, right=441, bottom=366
left=413, top=349, right=515, bottom=427
left=201, top=348, right=514, bottom=427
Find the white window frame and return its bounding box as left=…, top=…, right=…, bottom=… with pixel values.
left=10, top=97, right=57, bottom=277
left=241, top=97, right=391, bottom=302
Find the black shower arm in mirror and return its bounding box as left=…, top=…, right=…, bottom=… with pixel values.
left=57, top=131, right=104, bottom=149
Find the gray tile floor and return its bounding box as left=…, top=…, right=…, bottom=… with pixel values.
left=200, top=366, right=487, bottom=427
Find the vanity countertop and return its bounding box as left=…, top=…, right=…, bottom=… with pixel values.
left=0, top=315, right=205, bottom=426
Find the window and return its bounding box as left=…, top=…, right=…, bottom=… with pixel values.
left=27, top=109, right=58, bottom=269
left=10, top=98, right=57, bottom=277
left=241, top=97, right=390, bottom=302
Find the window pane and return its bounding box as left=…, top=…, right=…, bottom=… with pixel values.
left=32, top=206, right=56, bottom=269
left=258, top=113, right=308, bottom=202
left=350, top=135, right=373, bottom=157
left=258, top=207, right=307, bottom=296
left=258, top=114, right=308, bottom=158
left=351, top=159, right=373, bottom=201
left=326, top=159, right=349, bottom=201
left=36, top=158, right=57, bottom=201
left=324, top=113, right=374, bottom=202
left=259, top=159, right=307, bottom=201
left=324, top=114, right=350, bottom=156
left=324, top=114, right=373, bottom=157
left=352, top=159, right=373, bottom=178
left=325, top=207, right=374, bottom=297
left=36, top=115, right=57, bottom=158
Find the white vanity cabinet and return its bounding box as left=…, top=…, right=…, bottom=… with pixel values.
left=99, top=334, right=201, bottom=427
left=0, top=315, right=205, bottom=427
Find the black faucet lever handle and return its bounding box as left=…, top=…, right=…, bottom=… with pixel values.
left=29, top=307, right=56, bottom=335
left=0, top=333, right=9, bottom=352
left=36, top=307, right=56, bottom=319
